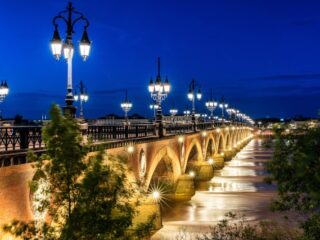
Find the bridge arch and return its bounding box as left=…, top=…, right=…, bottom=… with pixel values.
left=225, top=133, right=231, bottom=150
left=232, top=131, right=238, bottom=146
left=235, top=131, right=240, bottom=145
left=205, top=136, right=215, bottom=160
left=216, top=134, right=225, bottom=154
left=145, top=146, right=181, bottom=189
left=184, top=138, right=203, bottom=172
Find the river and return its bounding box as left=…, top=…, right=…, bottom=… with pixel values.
left=151, top=138, right=299, bottom=239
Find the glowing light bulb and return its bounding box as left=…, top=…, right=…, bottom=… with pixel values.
left=189, top=171, right=196, bottom=177
left=127, top=145, right=134, bottom=153
left=152, top=191, right=160, bottom=200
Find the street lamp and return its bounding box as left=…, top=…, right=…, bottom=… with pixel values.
left=187, top=78, right=202, bottom=131
left=0, top=80, right=9, bottom=119
left=219, top=96, right=228, bottom=124
left=235, top=109, right=240, bottom=123
left=73, top=80, right=88, bottom=119
left=50, top=2, right=91, bottom=117
left=205, top=88, right=217, bottom=123
left=149, top=103, right=159, bottom=121
left=183, top=109, right=191, bottom=123
left=169, top=108, right=178, bottom=123
left=236, top=111, right=243, bottom=124
left=0, top=81, right=9, bottom=103
left=121, top=89, right=133, bottom=125
left=201, top=113, right=208, bottom=120
left=148, top=57, right=170, bottom=137
left=226, top=108, right=236, bottom=123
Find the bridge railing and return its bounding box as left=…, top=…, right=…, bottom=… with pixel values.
left=0, top=126, right=43, bottom=152
left=0, top=121, right=250, bottom=167
left=165, top=123, right=194, bottom=134
left=88, top=124, right=155, bottom=142
left=0, top=122, right=248, bottom=152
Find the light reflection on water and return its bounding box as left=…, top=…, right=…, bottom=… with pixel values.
left=218, top=167, right=257, bottom=177
left=209, top=182, right=257, bottom=192
left=226, top=160, right=255, bottom=167
left=209, top=140, right=273, bottom=192
left=159, top=139, right=277, bottom=233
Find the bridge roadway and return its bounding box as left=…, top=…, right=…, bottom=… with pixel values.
left=0, top=121, right=253, bottom=238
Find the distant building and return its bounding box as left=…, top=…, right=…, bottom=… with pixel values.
left=89, top=113, right=151, bottom=125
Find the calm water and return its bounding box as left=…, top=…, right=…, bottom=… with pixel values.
left=152, top=139, right=299, bottom=239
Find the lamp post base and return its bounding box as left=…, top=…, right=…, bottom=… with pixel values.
left=63, top=105, right=76, bottom=118
left=158, top=122, right=164, bottom=138
left=192, top=115, right=196, bottom=132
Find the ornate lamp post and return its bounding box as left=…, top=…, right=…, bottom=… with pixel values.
left=149, top=103, right=158, bottom=121
left=219, top=96, right=228, bottom=124
left=235, top=109, right=240, bottom=123
left=205, top=88, right=217, bottom=124
left=183, top=109, right=191, bottom=123
left=187, top=78, right=202, bottom=131
left=0, top=80, right=9, bottom=119
left=121, top=89, right=133, bottom=125
left=236, top=111, right=243, bottom=124
left=50, top=2, right=91, bottom=117
left=0, top=81, right=9, bottom=103
left=169, top=108, right=178, bottom=123
left=73, top=80, right=88, bottom=119
left=148, top=57, right=170, bottom=137
left=226, top=108, right=236, bottom=123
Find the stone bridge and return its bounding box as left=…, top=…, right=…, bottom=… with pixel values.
left=0, top=124, right=253, bottom=237
left=107, top=126, right=253, bottom=198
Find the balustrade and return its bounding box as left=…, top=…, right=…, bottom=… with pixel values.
left=0, top=122, right=248, bottom=167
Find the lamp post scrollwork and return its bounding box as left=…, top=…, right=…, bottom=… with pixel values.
left=0, top=80, right=9, bottom=119
left=187, top=78, right=202, bottom=131
left=205, top=88, right=217, bottom=125
left=121, top=89, right=133, bottom=125
left=219, top=96, right=228, bottom=124
left=50, top=2, right=91, bottom=117
left=148, top=57, right=170, bottom=137
left=73, top=80, right=88, bottom=119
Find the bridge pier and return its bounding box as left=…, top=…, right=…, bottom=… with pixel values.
left=213, top=154, right=225, bottom=169
left=223, top=149, right=237, bottom=161
left=174, top=174, right=195, bottom=201
left=195, top=161, right=214, bottom=181
left=133, top=195, right=162, bottom=230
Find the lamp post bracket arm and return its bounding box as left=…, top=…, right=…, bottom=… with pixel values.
left=72, top=15, right=90, bottom=29
left=52, top=14, right=68, bottom=27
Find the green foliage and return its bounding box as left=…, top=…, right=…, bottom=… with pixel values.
left=267, top=126, right=320, bottom=212
left=133, top=213, right=157, bottom=239
left=66, top=152, right=137, bottom=240
left=300, top=214, right=320, bottom=240
left=26, top=151, right=38, bottom=163
left=41, top=105, right=87, bottom=238
left=197, top=212, right=301, bottom=240
left=3, top=104, right=156, bottom=239
left=267, top=125, right=320, bottom=239
left=3, top=220, right=55, bottom=240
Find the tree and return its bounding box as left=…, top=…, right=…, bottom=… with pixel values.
left=3, top=104, right=156, bottom=239
left=68, top=152, right=137, bottom=239
left=42, top=105, right=87, bottom=239
left=267, top=125, right=320, bottom=239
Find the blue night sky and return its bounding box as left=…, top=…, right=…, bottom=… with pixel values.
left=1, top=0, right=320, bottom=119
